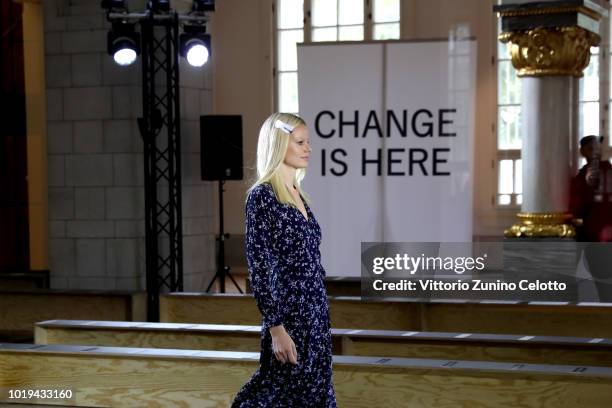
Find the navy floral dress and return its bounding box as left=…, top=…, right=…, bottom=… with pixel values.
left=231, top=182, right=337, bottom=408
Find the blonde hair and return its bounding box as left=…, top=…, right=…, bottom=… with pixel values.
left=247, top=112, right=311, bottom=207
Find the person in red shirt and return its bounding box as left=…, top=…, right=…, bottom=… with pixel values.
left=570, top=135, right=612, bottom=302
left=569, top=135, right=612, bottom=242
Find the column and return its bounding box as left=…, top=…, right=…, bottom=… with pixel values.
left=494, top=1, right=606, bottom=238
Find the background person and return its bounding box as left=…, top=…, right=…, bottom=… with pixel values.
left=570, top=135, right=612, bottom=302
left=570, top=135, right=612, bottom=242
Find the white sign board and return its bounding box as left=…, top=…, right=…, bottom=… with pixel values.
left=297, top=40, right=477, bottom=277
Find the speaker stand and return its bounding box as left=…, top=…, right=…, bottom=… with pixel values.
left=206, top=180, right=244, bottom=294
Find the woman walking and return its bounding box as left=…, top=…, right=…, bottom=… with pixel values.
left=231, top=113, right=337, bottom=407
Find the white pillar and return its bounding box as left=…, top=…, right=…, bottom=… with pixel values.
left=521, top=76, right=576, bottom=213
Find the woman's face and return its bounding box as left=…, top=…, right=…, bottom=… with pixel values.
left=283, top=124, right=311, bottom=169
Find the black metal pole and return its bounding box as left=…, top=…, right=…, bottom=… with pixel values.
left=141, top=15, right=160, bottom=322
left=205, top=179, right=243, bottom=294
left=218, top=180, right=225, bottom=293
left=139, top=11, right=184, bottom=321
left=172, top=14, right=184, bottom=293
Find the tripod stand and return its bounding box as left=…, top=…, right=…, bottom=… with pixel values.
left=206, top=179, right=243, bottom=293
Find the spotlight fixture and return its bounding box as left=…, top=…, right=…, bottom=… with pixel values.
left=180, top=25, right=211, bottom=67
left=100, top=0, right=127, bottom=11
left=148, top=0, right=170, bottom=12
left=192, top=0, right=215, bottom=12
left=107, top=23, right=140, bottom=66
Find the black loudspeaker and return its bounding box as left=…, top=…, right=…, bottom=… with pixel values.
left=200, top=115, right=243, bottom=181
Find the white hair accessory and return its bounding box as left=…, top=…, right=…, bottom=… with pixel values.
left=274, top=119, right=294, bottom=134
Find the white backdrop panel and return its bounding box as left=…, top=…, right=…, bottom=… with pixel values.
left=297, top=40, right=477, bottom=277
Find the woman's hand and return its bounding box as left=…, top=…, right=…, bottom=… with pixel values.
left=269, top=325, right=298, bottom=365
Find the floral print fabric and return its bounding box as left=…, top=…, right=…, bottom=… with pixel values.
left=231, top=183, right=336, bottom=408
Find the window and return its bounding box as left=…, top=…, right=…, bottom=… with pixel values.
left=275, top=0, right=400, bottom=113
left=580, top=46, right=600, bottom=138
left=496, top=30, right=522, bottom=207
left=276, top=0, right=304, bottom=113
left=312, top=0, right=364, bottom=42
left=373, top=0, right=400, bottom=40
left=580, top=45, right=600, bottom=168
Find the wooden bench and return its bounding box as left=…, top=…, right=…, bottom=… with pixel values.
left=2, top=343, right=612, bottom=407
left=0, top=289, right=146, bottom=339
left=323, top=276, right=361, bottom=296
left=0, top=271, right=50, bottom=290
left=35, top=320, right=612, bottom=367
left=160, top=293, right=417, bottom=331
left=160, top=293, right=612, bottom=337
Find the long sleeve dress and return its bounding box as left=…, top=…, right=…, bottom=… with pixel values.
left=231, top=182, right=337, bottom=408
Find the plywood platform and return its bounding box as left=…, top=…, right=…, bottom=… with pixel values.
left=2, top=343, right=612, bottom=407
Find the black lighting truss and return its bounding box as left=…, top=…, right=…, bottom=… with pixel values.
left=139, top=13, right=183, bottom=322
left=105, top=4, right=211, bottom=321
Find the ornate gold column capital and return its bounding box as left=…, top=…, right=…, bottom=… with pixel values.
left=498, top=26, right=600, bottom=77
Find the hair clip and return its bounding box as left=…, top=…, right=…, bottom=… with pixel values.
left=275, top=119, right=294, bottom=134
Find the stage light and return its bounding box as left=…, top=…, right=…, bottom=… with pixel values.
left=185, top=41, right=209, bottom=67
left=180, top=26, right=211, bottom=67
left=114, top=46, right=137, bottom=66
left=107, top=23, right=140, bottom=66
left=192, top=0, right=215, bottom=12
left=100, top=0, right=127, bottom=10
left=148, top=0, right=170, bottom=12
left=184, top=39, right=209, bottom=67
